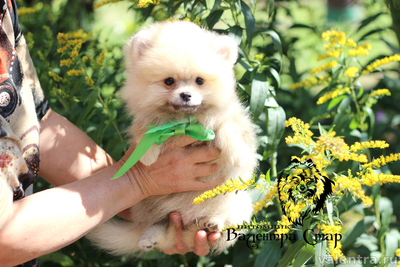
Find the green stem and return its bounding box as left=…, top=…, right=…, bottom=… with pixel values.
left=350, top=86, right=364, bottom=132
left=374, top=196, right=386, bottom=266
left=228, top=0, right=239, bottom=25
left=97, top=88, right=125, bottom=151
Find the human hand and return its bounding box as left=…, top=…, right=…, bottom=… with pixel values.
left=121, top=136, right=224, bottom=199
left=163, top=212, right=221, bottom=256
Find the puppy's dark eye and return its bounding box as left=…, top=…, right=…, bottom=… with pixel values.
left=164, top=77, right=175, bottom=86
left=195, top=77, right=204, bottom=85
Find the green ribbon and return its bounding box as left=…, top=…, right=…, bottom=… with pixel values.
left=112, top=116, right=215, bottom=179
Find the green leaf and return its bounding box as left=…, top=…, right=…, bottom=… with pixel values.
left=385, top=229, right=400, bottom=257
left=267, top=0, right=274, bottom=18
left=318, top=123, right=328, bottom=135
left=349, top=117, right=359, bottom=130
left=277, top=239, right=306, bottom=267
left=267, top=67, right=281, bottom=87
left=357, top=12, right=384, bottom=32
left=206, top=9, right=224, bottom=29
left=290, top=23, right=317, bottom=32
left=293, top=244, right=314, bottom=267
left=356, top=86, right=364, bottom=99
left=240, top=1, right=255, bottom=48
left=381, top=38, right=400, bottom=54
left=76, top=91, right=97, bottom=127
left=265, top=106, right=286, bottom=156
left=265, top=169, right=271, bottom=184
left=259, top=30, right=283, bottom=58
left=228, top=25, right=243, bottom=46
left=210, top=0, right=222, bottom=12
left=326, top=200, right=334, bottom=225
left=378, top=197, right=393, bottom=240
left=327, top=95, right=347, bottom=111
left=364, top=106, right=375, bottom=139
left=254, top=241, right=282, bottom=267
left=358, top=28, right=385, bottom=41
left=250, top=73, right=269, bottom=120
left=332, top=96, right=351, bottom=127
left=315, top=240, right=328, bottom=267
left=342, top=216, right=375, bottom=249
left=39, top=251, right=74, bottom=266
left=238, top=45, right=251, bottom=63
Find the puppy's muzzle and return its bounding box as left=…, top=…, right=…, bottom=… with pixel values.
left=180, top=92, right=191, bottom=102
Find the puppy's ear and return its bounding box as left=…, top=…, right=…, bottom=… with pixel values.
left=211, top=35, right=238, bottom=65
left=127, top=29, right=152, bottom=60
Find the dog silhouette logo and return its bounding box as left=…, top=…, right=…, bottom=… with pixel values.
left=277, top=158, right=335, bottom=225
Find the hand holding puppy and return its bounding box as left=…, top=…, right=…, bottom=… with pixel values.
left=119, top=135, right=223, bottom=199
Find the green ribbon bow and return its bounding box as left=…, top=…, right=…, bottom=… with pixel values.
left=112, top=116, right=215, bottom=179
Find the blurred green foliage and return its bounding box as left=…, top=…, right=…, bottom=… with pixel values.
left=16, top=0, right=400, bottom=265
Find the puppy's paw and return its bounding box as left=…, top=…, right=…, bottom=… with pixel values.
left=138, top=223, right=166, bottom=252
left=197, top=217, right=224, bottom=233
left=138, top=237, right=158, bottom=251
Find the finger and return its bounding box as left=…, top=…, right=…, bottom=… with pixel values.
left=170, top=212, right=189, bottom=253
left=183, top=174, right=225, bottom=192
left=193, top=230, right=210, bottom=257
left=166, top=135, right=198, bottom=148
left=116, top=209, right=132, bottom=221
left=208, top=232, right=221, bottom=246
left=184, top=146, right=220, bottom=164
left=192, top=162, right=220, bottom=178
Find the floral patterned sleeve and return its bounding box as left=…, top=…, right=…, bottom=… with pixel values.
left=0, top=1, right=49, bottom=266
left=0, top=0, right=49, bottom=232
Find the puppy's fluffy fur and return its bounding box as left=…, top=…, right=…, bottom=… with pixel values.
left=87, top=21, right=258, bottom=255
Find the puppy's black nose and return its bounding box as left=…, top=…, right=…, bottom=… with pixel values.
left=180, top=92, right=191, bottom=102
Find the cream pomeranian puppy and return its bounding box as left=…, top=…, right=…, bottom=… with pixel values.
left=87, top=20, right=258, bottom=255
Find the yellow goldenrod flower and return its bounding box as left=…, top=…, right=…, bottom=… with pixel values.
left=48, top=71, right=64, bottom=82
left=318, top=49, right=343, bottom=61
left=349, top=140, right=389, bottom=152
left=369, top=88, right=391, bottom=98
left=348, top=45, right=370, bottom=57
left=317, top=87, right=350, bottom=105
left=345, top=38, right=357, bottom=47
left=285, top=117, right=314, bottom=147
left=71, top=50, right=79, bottom=58
left=344, top=66, right=359, bottom=78
left=18, top=7, right=38, bottom=16
left=94, top=0, right=122, bottom=9
left=335, top=173, right=373, bottom=206
left=254, top=54, right=264, bottom=61
left=318, top=223, right=346, bottom=261
left=275, top=215, right=291, bottom=235
left=66, top=69, right=85, bottom=76
left=66, top=29, right=90, bottom=41
left=96, top=51, right=106, bottom=67
left=362, top=171, right=400, bottom=187
left=166, top=17, right=201, bottom=24
left=137, top=0, right=160, bottom=8
left=60, top=58, right=74, bottom=67
left=253, top=184, right=278, bottom=214
left=364, top=54, right=400, bottom=74
left=362, top=153, right=400, bottom=169
left=322, top=30, right=346, bottom=46
left=193, top=179, right=254, bottom=205
left=310, top=61, right=338, bottom=75
left=86, top=77, right=94, bottom=87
